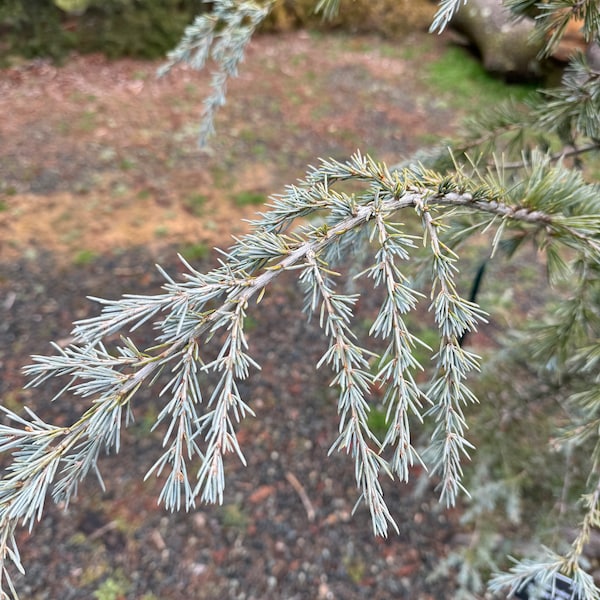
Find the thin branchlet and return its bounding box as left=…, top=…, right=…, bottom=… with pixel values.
left=364, top=208, right=425, bottom=482
left=157, top=0, right=272, bottom=146
left=302, top=248, right=397, bottom=536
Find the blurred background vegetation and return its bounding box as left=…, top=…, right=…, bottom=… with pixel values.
left=0, top=0, right=436, bottom=64
left=0, top=0, right=209, bottom=62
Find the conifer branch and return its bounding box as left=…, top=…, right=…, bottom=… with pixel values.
left=1, top=150, right=598, bottom=597
left=3, top=1, right=600, bottom=595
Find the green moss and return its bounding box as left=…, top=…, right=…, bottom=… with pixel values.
left=179, top=242, right=210, bottom=262
left=77, top=110, right=97, bottom=133
left=80, top=561, right=108, bottom=587
left=219, top=503, right=249, bottom=531
left=73, top=249, right=98, bottom=265
left=183, top=193, right=208, bottom=216
left=426, top=46, right=537, bottom=108
left=343, top=555, right=367, bottom=584
left=92, top=571, right=131, bottom=600
left=231, top=191, right=267, bottom=207
left=119, top=158, right=135, bottom=171
left=154, top=225, right=169, bottom=238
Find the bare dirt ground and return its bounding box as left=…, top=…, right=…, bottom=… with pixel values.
left=0, top=31, right=456, bottom=263
left=0, top=30, right=476, bottom=599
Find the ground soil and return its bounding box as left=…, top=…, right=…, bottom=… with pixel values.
left=0, top=29, right=484, bottom=599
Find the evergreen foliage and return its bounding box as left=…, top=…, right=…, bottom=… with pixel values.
left=0, top=0, right=209, bottom=62
left=2, top=0, right=600, bottom=598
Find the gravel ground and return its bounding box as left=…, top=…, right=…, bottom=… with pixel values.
left=0, top=250, right=459, bottom=599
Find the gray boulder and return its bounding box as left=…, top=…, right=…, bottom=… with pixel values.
left=451, top=0, right=544, bottom=79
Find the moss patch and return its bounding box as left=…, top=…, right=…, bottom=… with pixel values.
left=426, top=46, right=537, bottom=108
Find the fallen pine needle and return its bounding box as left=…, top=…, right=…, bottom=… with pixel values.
left=285, top=471, right=316, bottom=522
